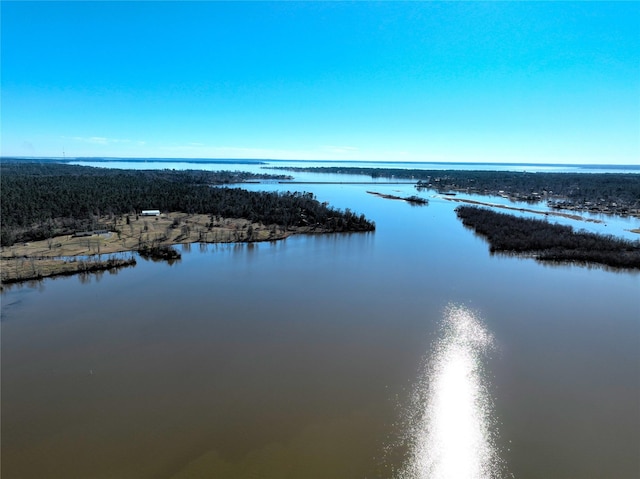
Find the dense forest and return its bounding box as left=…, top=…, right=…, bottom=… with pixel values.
left=269, top=166, right=640, bottom=216
left=0, top=160, right=375, bottom=246
left=455, top=206, right=640, bottom=269
left=1, top=159, right=291, bottom=182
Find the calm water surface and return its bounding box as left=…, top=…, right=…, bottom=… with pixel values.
left=2, top=168, right=639, bottom=478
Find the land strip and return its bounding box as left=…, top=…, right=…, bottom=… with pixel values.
left=1, top=212, right=332, bottom=284
left=441, top=196, right=603, bottom=224
left=366, top=191, right=428, bottom=204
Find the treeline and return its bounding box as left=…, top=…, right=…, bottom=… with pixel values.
left=0, top=159, right=291, bottom=183
left=1, top=257, right=137, bottom=285
left=269, top=166, right=640, bottom=214
left=0, top=161, right=374, bottom=246
left=455, top=206, right=640, bottom=269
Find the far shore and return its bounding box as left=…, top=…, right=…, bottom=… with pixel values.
left=0, top=212, right=331, bottom=284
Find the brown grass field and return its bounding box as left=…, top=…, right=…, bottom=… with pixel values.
left=1, top=213, right=325, bottom=284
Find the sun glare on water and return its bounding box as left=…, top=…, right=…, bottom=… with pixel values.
left=399, top=305, right=508, bottom=479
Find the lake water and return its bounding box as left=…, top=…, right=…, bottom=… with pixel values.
left=2, top=161, right=639, bottom=478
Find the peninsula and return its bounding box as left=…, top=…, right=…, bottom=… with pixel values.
left=456, top=206, right=640, bottom=269
left=0, top=160, right=375, bottom=284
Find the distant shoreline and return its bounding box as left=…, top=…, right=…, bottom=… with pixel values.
left=3, top=156, right=639, bottom=171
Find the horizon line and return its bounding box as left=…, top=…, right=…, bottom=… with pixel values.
left=2, top=156, right=639, bottom=169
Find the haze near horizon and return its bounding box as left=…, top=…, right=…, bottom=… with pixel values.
left=1, top=1, right=638, bottom=165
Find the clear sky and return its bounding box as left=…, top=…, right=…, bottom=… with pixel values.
left=1, top=1, right=639, bottom=164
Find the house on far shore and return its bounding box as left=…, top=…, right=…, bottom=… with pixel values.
left=141, top=210, right=160, bottom=216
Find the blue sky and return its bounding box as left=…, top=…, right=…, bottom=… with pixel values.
left=2, top=1, right=638, bottom=164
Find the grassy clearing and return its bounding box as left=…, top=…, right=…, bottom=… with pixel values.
left=1, top=213, right=326, bottom=283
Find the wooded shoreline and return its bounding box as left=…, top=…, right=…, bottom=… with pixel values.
left=0, top=160, right=377, bottom=284
left=455, top=206, right=640, bottom=270
left=2, top=160, right=638, bottom=282
left=0, top=161, right=375, bottom=248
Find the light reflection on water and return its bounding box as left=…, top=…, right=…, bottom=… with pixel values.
left=400, top=305, right=508, bottom=479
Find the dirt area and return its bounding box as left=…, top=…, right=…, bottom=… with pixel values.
left=0, top=213, right=325, bottom=284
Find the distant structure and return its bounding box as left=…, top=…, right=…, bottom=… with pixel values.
left=141, top=210, right=160, bottom=216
